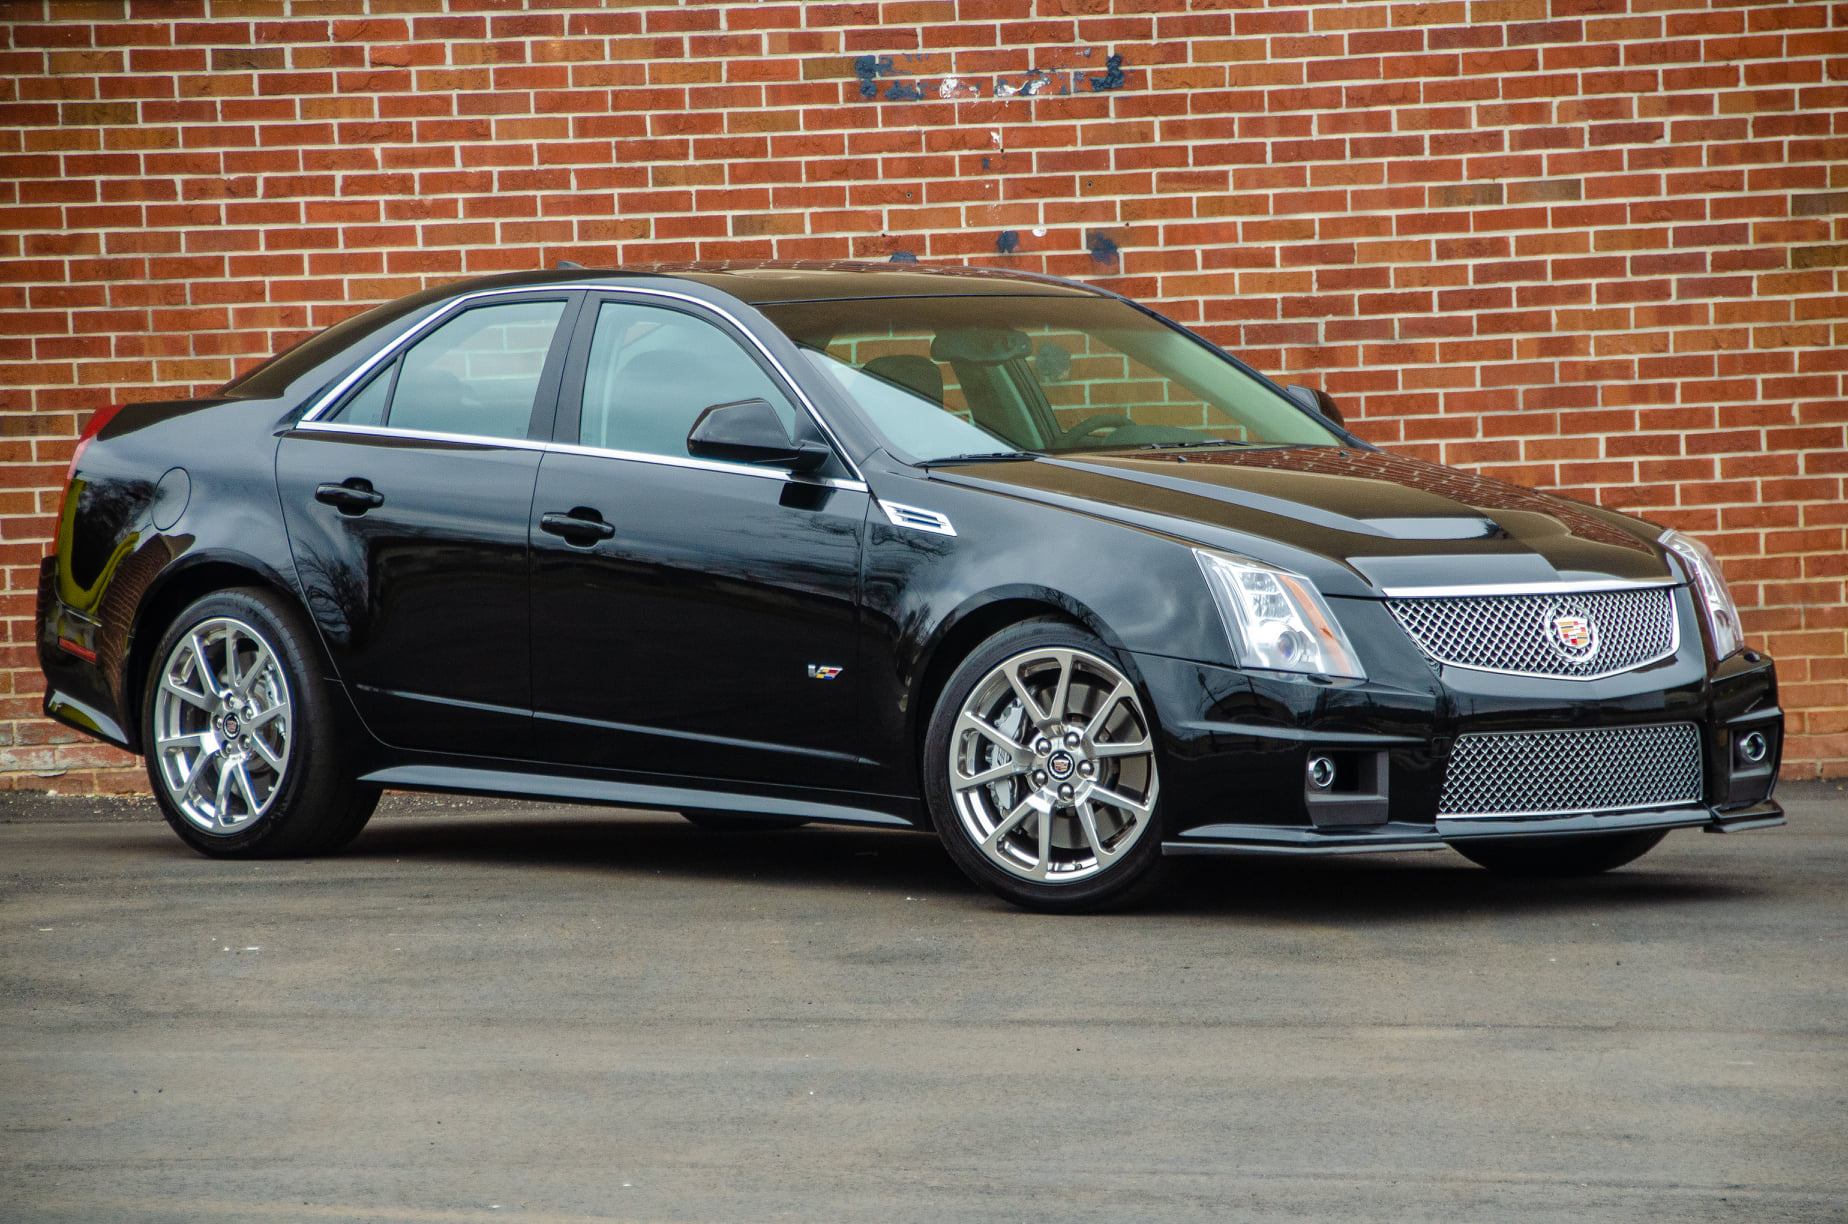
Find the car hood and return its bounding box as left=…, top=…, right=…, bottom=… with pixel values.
left=924, top=446, right=1674, bottom=598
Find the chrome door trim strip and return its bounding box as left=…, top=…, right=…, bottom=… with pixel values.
left=1377, top=577, right=1680, bottom=598
left=289, top=421, right=870, bottom=493
left=295, top=420, right=548, bottom=451
left=296, top=282, right=866, bottom=484
left=545, top=438, right=867, bottom=492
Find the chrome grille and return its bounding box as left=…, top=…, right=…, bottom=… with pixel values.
left=1439, top=723, right=1704, bottom=818
left=1387, top=586, right=1677, bottom=679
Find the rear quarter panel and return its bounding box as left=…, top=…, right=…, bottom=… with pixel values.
left=38, top=396, right=304, bottom=751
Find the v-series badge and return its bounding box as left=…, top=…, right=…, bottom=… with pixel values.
left=807, top=665, right=844, bottom=681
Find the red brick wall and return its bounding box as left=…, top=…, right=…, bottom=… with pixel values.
left=2, top=0, right=1844, bottom=790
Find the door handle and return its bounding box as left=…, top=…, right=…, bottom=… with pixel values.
left=315, top=479, right=385, bottom=515
left=540, top=509, right=615, bottom=545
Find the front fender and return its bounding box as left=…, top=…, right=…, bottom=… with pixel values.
left=859, top=470, right=1234, bottom=790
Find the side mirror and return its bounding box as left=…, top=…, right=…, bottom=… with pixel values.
left=687, top=398, right=831, bottom=472
left=1285, top=383, right=1345, bottom=429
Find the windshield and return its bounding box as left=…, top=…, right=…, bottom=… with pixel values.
left=764, top=294, right=1342, bottom=461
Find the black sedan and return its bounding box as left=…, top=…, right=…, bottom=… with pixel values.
left=36, top=263, right=1784, bottom=911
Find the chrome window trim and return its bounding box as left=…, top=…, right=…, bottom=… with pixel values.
left=545, top=438, right=867, bottom=492
left=1377, top=577, right=1679, bottom=598
left=293, top=420, right=547, bottom=450
left=297, top=282, right=865, bottom=484
left=289, top=420, right=870, bottom=493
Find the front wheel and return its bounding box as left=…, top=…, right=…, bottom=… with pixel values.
left=143, top=587, right=377, bottom=858
left=1451, top=828, right=1668, bottom=877
left=924, top=619, right=1166, bottom=913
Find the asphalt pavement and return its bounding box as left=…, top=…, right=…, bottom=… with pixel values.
left=3, top=783, right=1845, bottom=1223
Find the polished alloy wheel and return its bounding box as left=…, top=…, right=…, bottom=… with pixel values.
left=152, top=616, right=293, bottom=835
left=949, top=647, right=1158, bottom=883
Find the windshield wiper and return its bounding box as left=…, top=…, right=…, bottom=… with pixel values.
left=917, top=451, right=1037, bottom=466
left=1136, top=438, right=1258, bottom=450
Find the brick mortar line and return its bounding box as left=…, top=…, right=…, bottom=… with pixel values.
left=7, top=173, right=1841, bottom=195
left=12, top=152, right=1838, bottom=175
left=4, top=81, right=1839, bottom=108
left=9, top=138, right=1836, bottom=158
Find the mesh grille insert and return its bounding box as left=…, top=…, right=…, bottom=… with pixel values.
left=1439, top=723, right=1704, bottom=818
left=1387, top=586, right=1677, bottom=679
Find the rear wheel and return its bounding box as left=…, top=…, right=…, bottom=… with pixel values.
left=1451, top=829, right=1668, bottom=877
left=924, top=619, right=1166, bottom=913
left=143, top=587, right=377, bottom=857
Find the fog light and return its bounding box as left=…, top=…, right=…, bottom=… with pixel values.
left=1306, top=755, right=1337, bottom=791
left=1738, top=731, right=1768, bottom=765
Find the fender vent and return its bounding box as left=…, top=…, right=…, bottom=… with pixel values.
left=878, top=500, right=956, bottom=536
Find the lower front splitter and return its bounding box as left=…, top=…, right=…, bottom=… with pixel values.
left=1162, top=799, right=1785, bottom=856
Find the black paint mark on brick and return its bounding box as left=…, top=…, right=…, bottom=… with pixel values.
left=888, top=250, right=919, bottom=263
left=885, top=80, right=923, bottom=101
left=1089, top=54, right=1125, bottom=92
left=995, top=230, right=1020, bottom=254
left=1086, top=231, right=1119, bottom=266
left=854, top=55, right=894, bottom=99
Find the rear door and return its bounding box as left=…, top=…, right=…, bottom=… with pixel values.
left=526, top=291, right=871, bottom=788
left=276, top=291, right=579, bottom=756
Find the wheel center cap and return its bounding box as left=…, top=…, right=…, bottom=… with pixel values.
left=221, top=715, right=239, bottom=737
left=1046, top=750, right=1076, bottom=780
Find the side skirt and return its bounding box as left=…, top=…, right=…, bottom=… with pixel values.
left=359, top=762, right=923, bottom=831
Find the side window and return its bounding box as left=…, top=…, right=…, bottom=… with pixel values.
left=578, top=300, right=798, bottom=456
left=330, top=299, right=567, bottom=440
left=334, top=362, right=391, bottom=426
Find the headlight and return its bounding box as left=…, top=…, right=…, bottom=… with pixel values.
left=1659, top=528, right=1744, bottom=659
left=1195, top=549, right=1365, bottom=679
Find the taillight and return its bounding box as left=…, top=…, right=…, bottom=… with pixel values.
left=66, top=403, right=125, bottom=484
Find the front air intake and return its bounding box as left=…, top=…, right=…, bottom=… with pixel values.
left=1438, top=723, right=1704, bottom=818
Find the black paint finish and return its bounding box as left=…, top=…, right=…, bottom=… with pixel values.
left=528, top=451, right=870, bottom=788
left=35, top=262, right=1782, bottom=852
left=275, top=429, right=542, bottom=756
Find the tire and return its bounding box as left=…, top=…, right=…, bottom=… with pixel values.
left=1451, top=828, right=1668, bottom=877
left=923, top=618, right=1167, bottom=913
left=680, top=810, right=810, bottom=832
left=142, top=586, right=376, bottom=858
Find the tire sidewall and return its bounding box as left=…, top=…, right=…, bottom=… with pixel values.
left=141, top=587, right=345, bottom=856
left=922, top=618, right=1166, bottom=912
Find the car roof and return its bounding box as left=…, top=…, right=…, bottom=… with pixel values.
left=429, top=261, right=1109, bottom=307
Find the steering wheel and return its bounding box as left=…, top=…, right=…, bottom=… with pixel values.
left=1057, top=412, right=1137, bottom=446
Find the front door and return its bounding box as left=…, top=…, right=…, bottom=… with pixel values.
left=276, top=292, right=578, bottom=756
left=527, top=293, right=870, bottom=788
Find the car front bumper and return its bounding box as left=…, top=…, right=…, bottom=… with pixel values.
left=1161, top=799, right=1785, bottom=857
left=1129, top=616, right=1785, bottom=857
